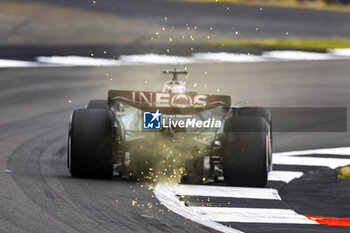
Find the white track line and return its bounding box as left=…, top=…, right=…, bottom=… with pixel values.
left=119, top=54, right=194, bottom=64
left=189, top=207, right=317, bottom=224
left=268, top=171, right=303, bottom=183
left=1, top=49, right=350, bottom=68
left=0, top=59, right=42, bottom=68
left=273, top=147, right=350, bottom=168
left=192, top=52, right=267, bottom=63
left=262, top=50, right=342, bottom=61
left=273, top=156, right=350, bottom=169
left=328, top=48, right=350, bottom=57
left=168, top=184, right=281, bottom=200
left=274, top=147, right=350, bottom=157
left=154, top=184, right=242, bottom=233
left=36, top=56, right=121, bottom=66
left=36, top=53, right=265, bottom=66
left=155, top=147, right=350, bottom=232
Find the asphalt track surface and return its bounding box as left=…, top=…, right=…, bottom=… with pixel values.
left=14, top=0, right=350, bottom=38
left=1, top=60, right=350, bottom=232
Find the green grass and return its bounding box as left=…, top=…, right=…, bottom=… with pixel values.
left=205, top=38, right=350, bottom=51
left=337, top=166, right=350, bottom=179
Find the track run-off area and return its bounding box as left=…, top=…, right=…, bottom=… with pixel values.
left=155, top=147, right=350, bottom=232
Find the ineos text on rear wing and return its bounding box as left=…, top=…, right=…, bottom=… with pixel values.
left=108, top=90, right=231, bottom=109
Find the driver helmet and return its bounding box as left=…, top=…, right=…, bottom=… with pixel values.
left=162, top=80, right=186, bottom=93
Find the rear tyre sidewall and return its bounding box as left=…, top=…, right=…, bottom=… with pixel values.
left=223, top=116, right=269, bottom=187
left=235, top=107, right=273, bottom=170
left=68, top=109, right=114, bottom=178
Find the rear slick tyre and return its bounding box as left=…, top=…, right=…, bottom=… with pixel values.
left=223, top=116, right=269, bottom=187
left=68, top=109, right=114, bottom=179
left=87, top=99, right=109, bottom=110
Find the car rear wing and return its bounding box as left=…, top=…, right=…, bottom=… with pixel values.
left=108, top=90, right=231, bottom=110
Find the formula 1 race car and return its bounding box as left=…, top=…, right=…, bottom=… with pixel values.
left=68, top=69, right=272, bottom=187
